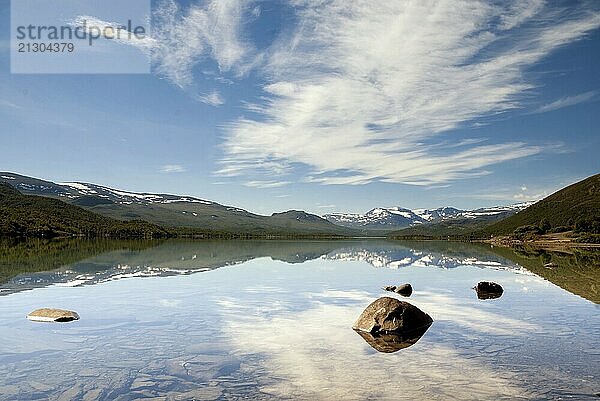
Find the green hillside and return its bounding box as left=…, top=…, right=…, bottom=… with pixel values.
left=478, top=174, right=600, bottom=238
left=0, top=182, right=353, bottom=239
left=0, top=172, right=355, bottom=237
left=0, top=183, right=169, bottom=239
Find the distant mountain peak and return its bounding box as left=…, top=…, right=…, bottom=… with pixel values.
left=324, top=203, right=533, bottom=231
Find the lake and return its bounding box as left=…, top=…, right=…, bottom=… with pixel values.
left=0, top=239, right=598, bottom=400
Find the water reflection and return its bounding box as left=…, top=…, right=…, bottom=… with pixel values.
left=355, top=324, right=431, bottom=353
left=0, top=240, right=598, bottom=400
left=2, top=239, right=598, bottom=303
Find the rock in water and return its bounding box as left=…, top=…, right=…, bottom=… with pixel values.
left=474, top=281, right=503, bottom=300
left=353, top=297, right=432, bottom=334
left=383, top=284, right=412, bottom=297
left=394, top=283, right=413, bottom=297
left=353, top=297, right=432, bottom=353
left=27, top=308, right=80, bottom=322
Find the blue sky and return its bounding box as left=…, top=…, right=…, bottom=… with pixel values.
left=0, top=0, right=599, bottom=215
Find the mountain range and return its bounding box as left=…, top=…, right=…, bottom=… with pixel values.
left=0, top=172, right=352, bottom=237
left=324, top=203, right=534, bottom=231
left=3, top=171, right=597, bottom=240
left=0, top=172, right=538, bottom=237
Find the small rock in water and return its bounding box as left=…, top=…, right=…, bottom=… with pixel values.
left=27, top=308, right=80, bottom=322
left=474, top=281, right=503, bottom=300
left=383, top=284, right=412, bottom=297
left=395, top=283, right=413, bottom=297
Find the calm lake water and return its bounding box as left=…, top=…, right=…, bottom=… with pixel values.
left=0, top=239, right=598, bottom=400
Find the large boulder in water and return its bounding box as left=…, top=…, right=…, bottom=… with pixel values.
left=27, top=308, right=80, bottom=322
left=353, top=297, right=432, bottom=334
left=474, top=281, right=503, bottom=300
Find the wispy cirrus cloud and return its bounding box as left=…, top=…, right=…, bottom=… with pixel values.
left=244, top=180, right=291, bottom=188
left=73, top=1, right=256, bottom=102
left=194, top=90, right=225, bottom=106
left=152, top=0, right=255, bottom=88
left=159, top=164, right=187, bottom=173
left=534, top=91, right=597, bottom=114
left=218, top=0, right=600, bottom=185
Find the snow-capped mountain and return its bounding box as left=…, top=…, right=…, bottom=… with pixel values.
left=324, top=202, right=535, bottom=231
left=0, top=172, right=215, bottom=206
left=0, top=172, right=352, bottom=235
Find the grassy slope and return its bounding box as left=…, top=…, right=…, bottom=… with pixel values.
left=478, top=174, right=600, bottom=237
left=0, top=183, right=169, bottom=238
left=89, top=203, right=354, bottom=236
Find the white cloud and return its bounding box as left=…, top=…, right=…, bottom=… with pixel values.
left=219, top=1, right=600, bottom=185
left=159, top=164, right=187, bottom=173
left=468, top=189, right=548, bottom=202
left=72, top=1, right=254, bottom=101
left=0, top=99, right=21, bottom=109
left=195, top=90, right=225, bottom=106
left=534, top=91, right=597, bottom=114
left=244, top=180, right=291, bottom=188
left=151, top=0, right=254, bottom=88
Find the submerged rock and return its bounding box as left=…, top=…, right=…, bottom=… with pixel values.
left=353, top=297, right=432, bottom=334
left=474, top=281, right=503, bottom=300
left=27, top=308, right=80, bottom=322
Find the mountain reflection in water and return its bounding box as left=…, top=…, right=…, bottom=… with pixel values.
left=1, top=239, right=597, bottom=303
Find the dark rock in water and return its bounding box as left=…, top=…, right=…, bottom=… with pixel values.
left=394, top=283, right=413, bottom=297
left=382, top=283, right=412, bottom=296
left=27, top=308, right=80, bottom=322
left=474, top=281, right=503, bottom=300
left=353, top=297, right=432, bottom=334
left=353, top=297, right=432, bottom=353
left=355, top=324, right=431, bottom=353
